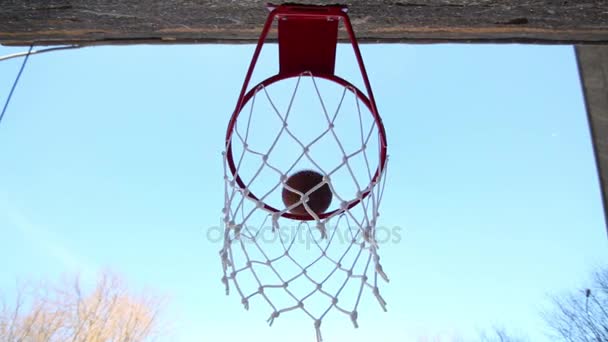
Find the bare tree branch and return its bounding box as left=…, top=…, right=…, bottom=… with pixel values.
left=545, top=267, right=608, bottom=342
left=0, top=270, right=167, bottom=342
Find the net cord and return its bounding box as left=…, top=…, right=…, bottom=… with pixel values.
left=221, top=72, right=389, bottom=342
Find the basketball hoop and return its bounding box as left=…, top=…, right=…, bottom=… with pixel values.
left=220, top=4, right=389, bottom=341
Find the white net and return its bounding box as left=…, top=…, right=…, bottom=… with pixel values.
left=220, top=72, right=388, bottom=341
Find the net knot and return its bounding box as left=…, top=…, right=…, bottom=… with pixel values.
left=220, top=249, right=232, bottom=270
left=350, top=311, right=359, bottom=328
left=233, top=224, right=243, bottom=238
left=363, top=226, right=378, bottom=248
left=373, top=287, right=388, bottom=312
left=376, top=263, right=389, bottom=282
left=267, top=311, right=280, bottom=326
left=221, top=276, right=229, bottom=295
left=340, top=201, right=349, bottom=210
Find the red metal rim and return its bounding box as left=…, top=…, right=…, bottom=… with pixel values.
left=225, top=72, right=388, bottom=221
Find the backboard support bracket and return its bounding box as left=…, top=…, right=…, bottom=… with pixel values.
left=275, top=4, right=345, bottom=75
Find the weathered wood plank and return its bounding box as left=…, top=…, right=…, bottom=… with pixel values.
left=576, top=45, right=608, bottom=234
left=1, top=0, right=608, bottom=46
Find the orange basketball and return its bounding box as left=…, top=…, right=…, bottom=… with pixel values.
left=282, top=170, right=332, bottom=216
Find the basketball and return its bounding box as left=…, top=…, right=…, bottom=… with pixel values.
left=282, top=170, right=332, bottom=216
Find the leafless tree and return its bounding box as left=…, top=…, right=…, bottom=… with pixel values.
left=544, top=267, right=608, bottom=342
left=0, top=270, right=166, bottom=342
left=447, top=326, right=528, bottom=342
left=476, top=326, right=529, bottom=342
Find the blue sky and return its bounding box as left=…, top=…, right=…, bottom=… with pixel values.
left=0, top=43, right=606, bottom=341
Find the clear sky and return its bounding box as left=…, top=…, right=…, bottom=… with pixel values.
left=0, top=42, right=606, bottom=341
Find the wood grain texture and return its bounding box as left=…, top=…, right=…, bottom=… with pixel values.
left=1, top=0, right=608, bottom=46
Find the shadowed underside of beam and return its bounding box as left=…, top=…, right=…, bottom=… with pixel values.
left=577, top=46, right=608, bottom=236
left=1, top=0, right=608, bottom=46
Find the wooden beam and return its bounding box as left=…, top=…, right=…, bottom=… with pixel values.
left=1, top=1, right=608, bottom=46
left=576, top=45, right=608, bottom=234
